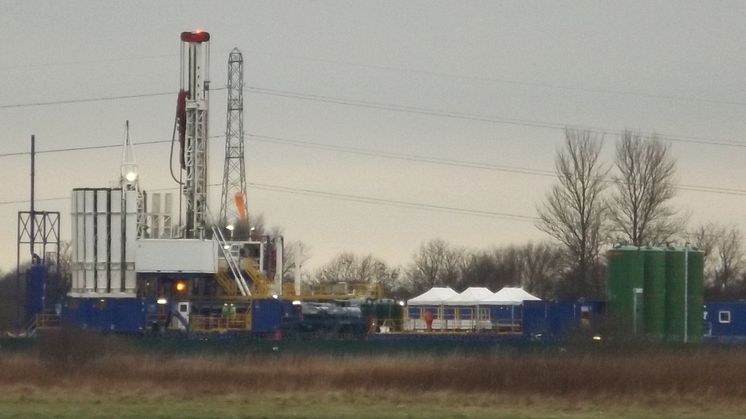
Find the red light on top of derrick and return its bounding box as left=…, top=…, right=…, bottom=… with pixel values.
left=181, top=30, right=210, bottom=43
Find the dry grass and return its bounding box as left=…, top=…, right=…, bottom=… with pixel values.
left=3, top=330, right=746, bottom=417
left=3, top=329, right=746, bottom=400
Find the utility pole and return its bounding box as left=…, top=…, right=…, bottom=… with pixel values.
left=16, top=136, right=35, bottom=329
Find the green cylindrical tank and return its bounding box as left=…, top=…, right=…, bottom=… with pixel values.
left=607, top=246, right=645, bottom=334
left=643, top=247, right=666, bottom=338
left=686, top=248, right=705, bottom=343
left=665, top=248, right=686, bottom=342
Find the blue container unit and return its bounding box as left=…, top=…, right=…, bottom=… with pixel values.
left=704, top=302, right=746, bottom=342
left=489, top=305, right=523, bottom=322
left=62, top=298, right=151, bottom=333
left=251, top=298, right=293, bottom=335
left=523, top=301, right=576, bottom=339
left=522, top=300, right=605, bottom=339
left=25, top=265, right=47, bottom=321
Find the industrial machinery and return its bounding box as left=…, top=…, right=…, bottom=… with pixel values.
left=21, top=30, right=387, bottom=339
left=61, top=30, right=283, bottom=335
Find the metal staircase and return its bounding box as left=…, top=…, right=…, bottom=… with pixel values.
left=211, top=225, right=251, bottom=296
left=215, top=269, right=239, bottom=295
left=241, top=258, right=271, bottom=297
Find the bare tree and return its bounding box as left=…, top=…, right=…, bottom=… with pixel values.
left=688, top=223, right=719, bottom=285
left=314, top=252, right=400, bottom=295
left=282, top=240, right=310, bottom=283
left=459, top=247, right=518, bottom=291
left=521, top=242, right=566, bottom=299
left=459, top=242, right=565, bottom=298
left=609, top=131, right=682, bottom=245
left=406, top=239, right=464, bottom=294
left=536, top=128, right=608, bottom=298
left=714, top=226, right=744, bottom=292
left=459, top=250, right=498, bottom=290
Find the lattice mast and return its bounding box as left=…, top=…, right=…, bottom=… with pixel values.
left=176, top=31, right=211, bottom=239
left=219, top=48, right=248, bottom=227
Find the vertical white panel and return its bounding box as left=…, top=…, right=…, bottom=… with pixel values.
left=70, top=190, right=80, bottom=293
left=272, top=236, right=284, bottom=297
left=76, top=190, right=86, bottom=293
left=163, top=193, right=173, bottom=238
left=124, top=190, right=137, bottom=292
left=151, top=193, right=161, bottom=239
left=96, top=189, right=109, bottom=293
left=294, top=242, right=302, bottom=297
left=110, top=191, right=122, bottom=292
left=84, top=190, right=95, bottom=293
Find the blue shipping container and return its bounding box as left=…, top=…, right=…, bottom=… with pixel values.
left=252, top=298, right=292, bottom=335
left=704, top=302, right=746, bottom=341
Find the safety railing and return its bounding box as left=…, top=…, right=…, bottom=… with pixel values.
left=190, top=314, right=252, bottom=332
left=36, top=313, right=61, bottom=329
left=211, top=224, right=251, bottom=296
left=215, top=268, right=239, bottom=296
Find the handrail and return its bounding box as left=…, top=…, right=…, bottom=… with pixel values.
left=36, top=313, right=61, bottom=329
left=190, top=313, right=251, bottom=332
left=241, top=258, right=271, bottom=297
left=215, top=268, right=239, bottom=295
left=211, top=225, right=251, bottom=296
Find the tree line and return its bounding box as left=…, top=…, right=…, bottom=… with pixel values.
left=305, top=128, right=746, bottom=301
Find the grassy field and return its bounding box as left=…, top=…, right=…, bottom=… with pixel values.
left=2, top=331, right=746, bottom=418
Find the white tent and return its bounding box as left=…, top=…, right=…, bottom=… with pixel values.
left=481, top=287, right=541, bottom=305
left=444, top=287, right=495, bottom=306
left=407, top=287, right=459, bottom=306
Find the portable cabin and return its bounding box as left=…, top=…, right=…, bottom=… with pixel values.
left=704, top=302, right=746, bottom=342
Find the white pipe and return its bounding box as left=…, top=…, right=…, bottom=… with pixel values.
left=684, top=246, right=689, bottom=343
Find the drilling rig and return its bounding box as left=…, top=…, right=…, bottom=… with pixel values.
left=57, top=30, right=286, bottom=336
left=176, top=30, right=211, bottom=239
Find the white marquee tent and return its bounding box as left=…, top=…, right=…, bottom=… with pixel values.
left=406, top=287, right=458, bottom=306
left=443, top=287, right=495, bottom=306
left=481, top=287, right=541, bottom=305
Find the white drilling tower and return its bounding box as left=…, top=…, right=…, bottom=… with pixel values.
left=175, top=30, right=211, bottom=239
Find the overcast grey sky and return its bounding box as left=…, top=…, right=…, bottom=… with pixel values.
left=1, top=1, right=745, bottom=273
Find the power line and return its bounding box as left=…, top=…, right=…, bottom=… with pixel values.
left=250, top=183, right=539, bottom=222
left=247, top=133, right=556, bottom=178
left=244, top=49, right=746, bottom=109
left=0, top=197, right=67, bottom=205
left=0, top=135, right=224, bottom=158
left=6, top=47, right=744, bottom=109
left=247, top=133, right=746, bottom=197
left=0, top=182, right=538, bottom=222
left=245, top=86, right=746, bottom=149
left=2, top=130, right=745, bottom=197
left=3, top=85, right=746, bottom=149
left=0, top=91, right=176, bottom=109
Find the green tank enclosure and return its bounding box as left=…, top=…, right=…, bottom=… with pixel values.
left=686, top=248, right=705, bottom=343
left=665, top=248, right=686, bottom=342
left=607, top=246, right=645, bottom=334
left=643, top=247, right=666, bottom=338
